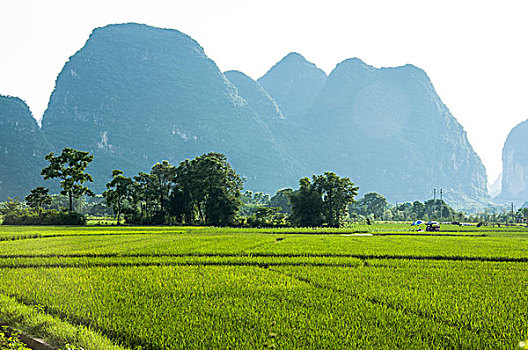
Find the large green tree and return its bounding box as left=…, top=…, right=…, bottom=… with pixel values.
left=131, top=172, right=159, bottom=224
left=270, top=188, right=293, bottom=214
left=103, top=170, right=133, bottom=225
left=360, top=192, right=388, bottom=220
left=151, top=160, right=177, bottom=222
left=0, top=197, right=23, bottom=216
left=424, top=199, right=454, bottom=220
left=41, top=148, right=94, bottom=212
left=289, top=177, right=324, bottom=227
left=290, top=172, right=358, bottom=227
left=313, top=172, right=358, bottom=227
left=175, top=152, right=243, bottom=226
left=25, top=186, right=52, bottom=216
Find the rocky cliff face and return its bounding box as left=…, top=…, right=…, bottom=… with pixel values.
left=0, top=95, right=50, bottom=200
left=497, top=120, right=528, bottom=204
left=258, top=53, right=327, bottom=122
left=224, top=70, right=309, bottom=175
left=41, top=23, right=297, bottom=193
left=224, top=70, right=284, bottom=122
left=488, top=173, right=502, bottom=198
left=260, top=57, right=489, bottom=207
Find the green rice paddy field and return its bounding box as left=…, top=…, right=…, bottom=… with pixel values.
left=0, top=223, right=527, bottom=349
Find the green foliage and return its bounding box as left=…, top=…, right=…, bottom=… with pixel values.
left=103, top=170, right=133, bottom=225
left=290, top=173, right=358, bottom=227
left=24, top=187, right=51, bottom=215
left=2, top=210, right=86, bottom=226
left=41, top=148, right=95, bottom=212
left=174, top=152, right=243, bottom=226
left=351, top=196, right=461, bottom=222
left=150, top=161, right=177, bottom=222
left=289, top=177, right=323, bottom=227
left=246, top=207, right=287, bottom=227
left=128, top=172, right=159, bottom=224
left=238, top=191, right=273, bottom=219
left=0, top=198, right=24, bottom=216
left=0, top=328, right=31, bottom=350
left=120, top=152, right=243, bottom=226
left=313, top=172, right=358, bottom=227
left=350, top=192, right=388, bottom=219
left=269, top=188, right=293, bottom=214
left=241, top=191, right=270, bottom=205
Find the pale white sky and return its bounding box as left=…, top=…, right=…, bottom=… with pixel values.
left=1, top=0, right=527, bottom=183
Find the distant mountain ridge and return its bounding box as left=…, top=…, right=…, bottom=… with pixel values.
left=252, top=55, right=489, bottom=207
left=223, top=70, right=284, bottom=121
left=497, top=120, right=528, bottom=205
left=40, top=23, right=300, bottom=194
left=258, top=52, right=327, bottom=123
left=0, top=23, right=491, bottom=209
left=0, top=95, right=50, bottom=199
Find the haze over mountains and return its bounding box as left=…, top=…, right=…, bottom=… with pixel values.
left=496, top=120, right=528, bottom=205
left=0, top=96, right=50, bottom=199
left=2, top=22, right=525, bottom=208
left=41, top=24, right=300, bottom=194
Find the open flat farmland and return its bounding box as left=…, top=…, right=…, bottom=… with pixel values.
left=0, top=224, right=527, bottom=349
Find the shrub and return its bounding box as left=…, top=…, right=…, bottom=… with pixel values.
left=2, top=210, right=86, bottom=225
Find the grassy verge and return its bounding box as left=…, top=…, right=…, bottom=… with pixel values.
left=0, top=294, right=126, bottom=350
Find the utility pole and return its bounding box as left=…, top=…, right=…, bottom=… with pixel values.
left=439, top=189, right=443, bottom=220
left=432, top=189, right=436, bottom=220
left=512, top=202, right=515, bottom=223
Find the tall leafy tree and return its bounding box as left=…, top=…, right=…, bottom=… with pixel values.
left=41, top=148, right=94, bottom=212
left=290, top=172, right=358, bottom=227
left=412, top=201, right=426, bottom=218
left=175, top=152, right=243, bottom=226
left=25, top=186, right=52, bottom=216
left=424, top=199, right=454, bottom=220
left=270, top=188, right=293, bottom=214
left=172, top=159, right=196, bottom=224
left=151, top=160, right=177, bottom=222
left=0, top=197, right=23, bottom=216
left=360, top=192, right=388, bottom=220
left=313, top=172, right=358, bottom=227
left=289, top=177, right=323, bottom=227
left=103, top=170, right=133, bottom=225
left=132, top=172, right=158, bottom=224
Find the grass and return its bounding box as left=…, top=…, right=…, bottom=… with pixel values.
left=0, top=223, right=527, bottom=349
left=0, top=294, right=126, bottom=350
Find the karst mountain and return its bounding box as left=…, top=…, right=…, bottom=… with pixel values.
left=0, top=23, right=492, bottom=208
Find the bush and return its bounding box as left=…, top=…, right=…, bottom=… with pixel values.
left=2, top=210, right=86, bottom=225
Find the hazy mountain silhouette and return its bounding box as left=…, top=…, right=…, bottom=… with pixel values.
left=40, top=23, right=298, bottom=193
left=0, top=95, right=51, bottom=199
left=256, top=57, right=489, bottom=207
left=258, top=52, right=327, bottom=123
left=0, top=23, right=491, bottom=208
left=497, top=120, right=528, bottom=205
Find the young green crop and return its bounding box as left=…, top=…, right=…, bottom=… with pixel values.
left=1, top=264, right=516, bottom=349
left=0, top=224, right=528, bottom=349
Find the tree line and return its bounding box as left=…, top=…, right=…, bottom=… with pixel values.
left=4, top=147, right=523, bottom=226
left=1, top=148, right=359, bottom=227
